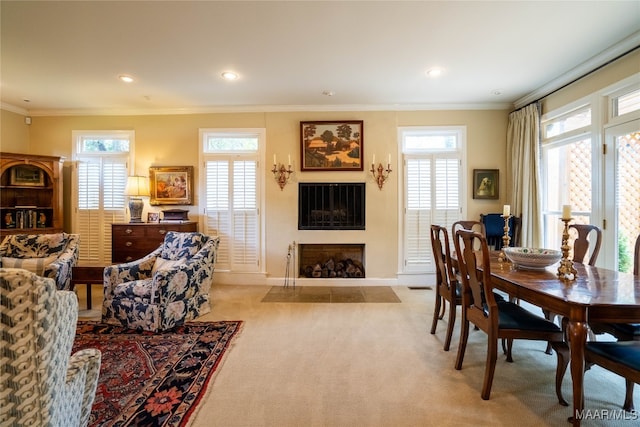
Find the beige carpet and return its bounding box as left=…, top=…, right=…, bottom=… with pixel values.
left=78, top=284, right=635, bottom=427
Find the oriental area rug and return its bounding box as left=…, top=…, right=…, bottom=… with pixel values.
left=73, top=320, right=243, bottom=427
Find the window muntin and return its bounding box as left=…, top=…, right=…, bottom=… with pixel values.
left=612, top=87, right=640, bottom=117
left=543, top=107, right=591, bottom=139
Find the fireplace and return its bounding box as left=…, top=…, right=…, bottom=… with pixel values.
left=298, top=243, right=365, bottom=278
left=298, top=182, right=365, bottom=230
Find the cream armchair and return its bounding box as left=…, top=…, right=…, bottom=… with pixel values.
left=0, top=268, right=101, bottom=427
left=0, top=232, right=80, bottom=290
left=102, top=231, right=219, bottom=332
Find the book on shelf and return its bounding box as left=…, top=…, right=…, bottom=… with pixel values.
left=159, top=219, right=190, bottom=223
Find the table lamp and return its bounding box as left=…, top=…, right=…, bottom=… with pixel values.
left=124, top=175, right=150, bottom=223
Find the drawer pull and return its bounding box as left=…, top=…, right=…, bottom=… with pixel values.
left=159, top=229, right=166, bottom=235
left=125, top=228, right=133, bottom=234
left=125, top=241, right=133, bottom=247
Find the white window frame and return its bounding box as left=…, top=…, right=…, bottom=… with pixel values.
left=199, top=128, right=265, bottom=275
left=71, top=130, right=134, bottom=264
left=397, top=126, right=466, bottom=277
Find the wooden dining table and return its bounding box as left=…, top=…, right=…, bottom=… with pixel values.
left=481, top=257, right=640, bottom=426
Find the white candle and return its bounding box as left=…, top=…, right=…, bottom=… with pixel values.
left=288, top=154, right=291, bottom=166
left=503, top=205, right=510, bottom=216
left=273, top=154, right=276, bottom=165
left=562, top=205, right=572, bottom=220
left=372, top=154, right=375, bottom=165
left=388, top=154, right=391, bottom=165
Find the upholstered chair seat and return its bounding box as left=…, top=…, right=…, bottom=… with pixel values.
left=1, top=268, right=101, bottom=427
left=102, top=231, right=219, bottom=332
left=0, top=232, right=80, bottom=290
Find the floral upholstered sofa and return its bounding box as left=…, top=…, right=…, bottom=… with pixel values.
left=0, top=233, right=80, bottom=290
left=1, top=268, right=101, bottom=427
left=102, top=231, right=219, bottom=332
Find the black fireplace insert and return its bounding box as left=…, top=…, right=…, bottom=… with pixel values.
left=298, top=182, right=365, bottom=230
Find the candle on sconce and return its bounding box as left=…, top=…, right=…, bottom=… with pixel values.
left=562, top=205, right=572, bottom=220
left=288, top=154, right=291, bottom=166
left=388, top=154, right=391, bottom=165
left=273, top=154, right=277, bottom=165
left=503, top=205, right=511, bottom=216
left=372, top=154, right=376, bottom=165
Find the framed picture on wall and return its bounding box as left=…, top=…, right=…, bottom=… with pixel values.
left=300, top=120, right=363, bottom=171
left=149, top=166, right=194, bottom=205
left=473, top=169, right=499, bottom=199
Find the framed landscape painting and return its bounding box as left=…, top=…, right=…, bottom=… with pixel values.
left=300, top=120, right=363, bottom=171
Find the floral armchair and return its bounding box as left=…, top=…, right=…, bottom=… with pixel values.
left=1, top=268, right=101, bottom=427
left=0, top=233, right=80, bottom=290
left=102, top=231, right=219, bottom=332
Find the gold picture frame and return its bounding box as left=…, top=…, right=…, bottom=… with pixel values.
left=10, top=165, right=45, bottom=187
left=300, top=120, right=363, bottom=171
left=473, top=169, right=499, bottom=199
left=149, top=166, right=194, bottom=205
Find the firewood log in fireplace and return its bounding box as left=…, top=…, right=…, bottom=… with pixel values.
left=301, top=257, right=365, bottom=278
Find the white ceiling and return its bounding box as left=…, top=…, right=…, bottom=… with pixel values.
left=2, top=1, right=639, bottom=116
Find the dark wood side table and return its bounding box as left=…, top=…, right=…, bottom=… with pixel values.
left=70, top=265, right=105, bottom=310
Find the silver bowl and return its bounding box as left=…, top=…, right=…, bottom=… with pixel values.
left=503, top=247, right=562, bottom=270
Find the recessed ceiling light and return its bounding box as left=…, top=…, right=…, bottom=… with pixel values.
left=118, top=75, right=134, bottom=83
left=221, top=71, right=238, bottom=81
left=322, top=90, right=335, bottom=96
left=491, top=89, right=503, bottom=96
left=425, top=68, right=443, bottom=78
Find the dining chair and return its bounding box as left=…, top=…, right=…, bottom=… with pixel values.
left=451, top=220, right=486, bottom=239
left=584, top=341, right=639, bottom=411
left=479, top=213, right=521, bottom=250
left=429, top=225, right=461, bottom=351
left=569, top=224, right=602, bottom=266
left=453, top=229, right=569, bottom=403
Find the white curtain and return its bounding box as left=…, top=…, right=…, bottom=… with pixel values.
left=506, top=103, right=542, bottom=247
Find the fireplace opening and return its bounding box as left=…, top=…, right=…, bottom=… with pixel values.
left=298, top=243, right=365, bottom=278
left=298, top=182, right=365, bottom=230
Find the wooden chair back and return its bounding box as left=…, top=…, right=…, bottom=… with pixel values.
left=569, top=224, right=602, bottom=265
left=453, top=229, right=497, bottom=329
left=451, top=220, right=486, bottom=239
left=634, top=233, right=640, bottom=276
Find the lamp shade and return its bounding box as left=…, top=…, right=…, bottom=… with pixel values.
left=124, top=176, right=150, bottom=197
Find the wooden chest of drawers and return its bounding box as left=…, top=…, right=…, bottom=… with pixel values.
left=111, top=222, right=198, bottom=263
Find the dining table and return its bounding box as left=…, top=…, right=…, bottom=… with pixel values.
left=482, top=257, right=640, bottom=426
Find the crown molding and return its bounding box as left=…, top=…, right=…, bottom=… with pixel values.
left=1, top=102, right=29, bottom=115
left=514, top=31, right=640, bottom=109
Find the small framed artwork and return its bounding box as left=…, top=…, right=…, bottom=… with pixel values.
left=300, top=120, right=363, bottom=171
left=473, top=169, right=499, bottom=199
left=10, top=165, right=45, bottom=187
left=149, top=166, right=194, bottom=205
left=147, top=212, right=159, bottom=223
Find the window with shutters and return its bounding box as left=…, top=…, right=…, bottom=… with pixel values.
left=400, top=127, right=464, bottom=274
left=72, top=131, right=132, bottom=264
left=200, top=129, right=263, bottom=273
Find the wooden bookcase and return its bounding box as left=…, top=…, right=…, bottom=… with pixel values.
left=0, top=152, right=64, bottom=238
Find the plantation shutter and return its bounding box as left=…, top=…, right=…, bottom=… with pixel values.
left=204, top=158, right=259, bottom=272
left=231, top=160, right=259, bottom=271
left=404, top=155, right=460, bottom=273
left=76, top=157, right=127, bottom=264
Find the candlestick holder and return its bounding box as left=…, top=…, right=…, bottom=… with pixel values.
left=497, top=214, right=511, bottom=263
left=272, top=163, right=293, bottom=190
left=557, top=217, right=577, bottom=280
left=370, top=163, right=392, bottom=190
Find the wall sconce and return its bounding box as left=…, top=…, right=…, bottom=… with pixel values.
left=272, top=154, right=293, bottom=190
left=370, top=154, right=392, bottom=190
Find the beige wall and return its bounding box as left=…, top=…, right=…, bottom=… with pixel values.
left=0, top=109, right=30, bottom=152
left=1, top=108, right=509, bottom=282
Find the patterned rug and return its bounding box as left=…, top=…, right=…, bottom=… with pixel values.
left=73, top=320, right=243, bottom=427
